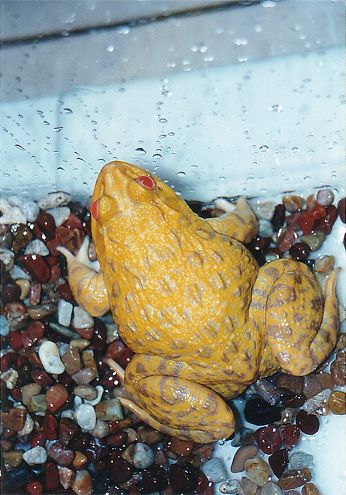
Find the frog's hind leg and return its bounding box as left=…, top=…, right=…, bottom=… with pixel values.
left=106, top=355, right=235, bottom=443
left=251, top=259, right=339, bottom=376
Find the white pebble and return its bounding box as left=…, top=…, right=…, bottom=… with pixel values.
left=39, top=341, right=65, bottom=374
left=47, top=206, right=71, bottom=227
left=302, top=389, right=332, bottom=414
left=1, top=368, right=18, bottom=389
left=7, top=195, right=25, bottom=207
left=10, top=265, right=31, bottom=280
left=260, top=481, right=284, bottom=495
left=74, top=404, right=97, bottom=431
left=60, top=409, right=75, bottom=420
left=202, top=457, right=228, bottom=483
left=25, top=239, right=50, bottom=256
left=21, top=201, right=40, bottom=222
left=219, top=479, right=244, bottom=494
left=0, top=249, right=15, bottom=271
left=18, top=413, right=34, bottom=436
left=92, top=419, right=110, bottom=439
left=133, top=442, right=155, bottom=469
left=73, top=306, right=94, bottom=329
left=84, top=385, right=104, bottom=406
left=38, top=191, right=71, bottom=209
left=23, top=445, right=47, bottom=465
left=0, top=199, right=27, bottom=224
left=58, top=299, right=73, bottom=327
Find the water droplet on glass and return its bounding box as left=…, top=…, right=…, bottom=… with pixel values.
left=259, top=145, right=269, bottom=152
left=159, top=118, right=168, bottom=124
left=191, top=43, right=208, bottom=53
left=57, top=166, right=65, bottom=171
left=176, top=171, right=186, bottom=177
left=238, top=56, right=248, bottom=63
left=204, top=55, right=214, bottom=62
left=270, top=104, right=283, bottom=112
left=135, top=147, right=147, bottom=154
left=106, top=45, right=114, bottom=52
left=167, top=132, right=175, bottom=136
left=116, top=25, right=130, bottom=35
left=254, top=24, right=263, bottom=32
left=152, top=153, right=162, bottom=159
left=291, top=146, right=299, bottom=153
left=261, top=0, right=276, bottom=7
left=234, top=38, right=248, bottom=46
left=63, top=108, right=73, bottom=114
left=15, top=144, right=25, bottom=151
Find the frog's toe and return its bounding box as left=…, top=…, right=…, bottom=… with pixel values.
left=58, top=236, right=99, bottom=271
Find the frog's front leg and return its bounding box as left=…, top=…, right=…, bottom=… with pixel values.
left=250, top=259, right=339, bottom=376
left=107, top=354, right=235, bottom=443
left=206, top=197, right=258, bottom=243
left=57, top=237, right=110, bottom=317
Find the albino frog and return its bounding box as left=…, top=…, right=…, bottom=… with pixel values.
left=59, top=161, right=338, bottom=443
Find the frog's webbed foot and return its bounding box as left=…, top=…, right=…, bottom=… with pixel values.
left=206, top=197, right=258, bottom=243
left=57, top=237, right=110, bottom=317
left=250, top=259, right=339, bottom=376
left=107, top=355, right=235, bottom=443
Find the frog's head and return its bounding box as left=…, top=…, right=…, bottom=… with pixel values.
left=90, top=161, right=191, bottom=248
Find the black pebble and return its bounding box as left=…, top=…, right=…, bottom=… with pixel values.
left=244, top=398, right=282, bottom=425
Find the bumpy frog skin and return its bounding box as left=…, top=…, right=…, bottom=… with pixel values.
left=59, top=161, right=339, bottom=443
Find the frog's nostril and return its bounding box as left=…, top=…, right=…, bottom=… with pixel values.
left=90, top=199, right=100, bottom=220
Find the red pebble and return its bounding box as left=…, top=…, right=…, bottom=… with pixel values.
left=46, top=384, right=68, bottom=413
left=47, top=226, right=84, bottom=256
left=298, top=204, right=326, bottom=234
left=278, top=229, right=297, bottom=253
left=314, top=204, right=338, bottom=234
left=11, top=387, right=22, bottom=402
left=0, top=351, right=16, bottom=371
left=31, top=431, right=46, bottom=447
left=44, top=461, right=61, bottom=491
left=32, top=369, right=54, bottom=388
left=43, top=413, right=59, bottom=440
left=47, top=441, right=75, bottom=467
left=286, top=211, right=303, bottom=232
left=9, top=331, right=23, bottom=351
left=281, top=424, right=301, bottom=449
left=25, top=480, right=43, bottom=495
left=268, top=448, right=289, bottom=478
left=48, top=264, right=61, bottom=283
left=57, top=282, right=75, bottom=302
left=29, top=282, right=41, bottom=305
left=296, top=410, right=319, bottom=435
left=18, top=254, right=51, bottom=284
left=63, top=212, right=83, bottom=230
left=76, top=327, right=94, bottom=340
left=36, top=213, right=56, bottom=240
left=21, top=321, right=45, bottom=348
left=338, top=197, right=346, bottom=223
left=105, top=339, right=134, bottom=369
left=46, top=255, right=59, bottom=267
left=255, top=424, right=282, bottom=454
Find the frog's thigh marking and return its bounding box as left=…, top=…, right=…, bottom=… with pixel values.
left=252, top=259, right=338, bottom=376
left=206, top=197, right=258, bottom=243
left=121, top=355, right=235, bottom=443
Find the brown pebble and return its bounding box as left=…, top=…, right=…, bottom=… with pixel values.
left=121, top=444, right=135, bottom=464
left=21, top=383, right=42, bottom=406
left=244, top=456, right=271, bottom=486
left=302, top=483, right=321, bottom=495
left=62, top=347, right=82, bottom=375
left=1, top=408, right=26, bottom=431
left=330, top=351, right=346, bottom=386
left=27, top=302, right=56, bottom=320
left=168, top=438, right=195, bottom=457
left=315, top=373, right=334, bottom=389
left=137, top=425, right=164, bottom=445
left=277, top=468, right=312, bottom=489
left=282, top=195, right=305, bottom=213
left=72, top=451, right=88, bottom=470
left=231, top=445, right=259, bottom=473
left=328, top=391, right=346, bottom=415
left=277, top=374, right=303, bottom=394
left=335, top=333, right=346, bottom=352
left=17, top=279, right=31, bottom=300
left=124, top=427, right=138, bottom=443
left=71, top=469, right=92, bottom=495
left=3, top=450, right=23, bottom=467
left=303, top=375, right=323, bottom=399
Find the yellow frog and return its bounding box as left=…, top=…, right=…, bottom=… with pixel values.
left=59, top=161, right=338, bottom=443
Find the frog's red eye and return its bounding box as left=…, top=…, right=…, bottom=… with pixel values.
left=136, top=175, right=155, bottom=191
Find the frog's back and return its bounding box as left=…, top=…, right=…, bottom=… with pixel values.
left=103, top=203, right=258, bottom=365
